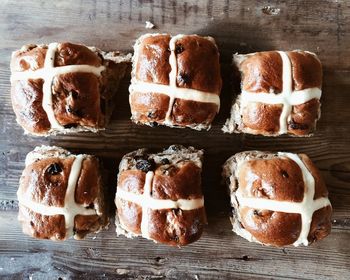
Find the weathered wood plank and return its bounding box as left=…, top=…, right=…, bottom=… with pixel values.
left=0, top=0, right=350, bottom=279
left=0, top=211, right=349, bottom=280
left=0, top=1, right=350, bottom=68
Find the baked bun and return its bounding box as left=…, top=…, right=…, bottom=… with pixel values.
left=223, top=51, right=322, bottom=136
left=115, top=145, right=207, bottom=246
left=222, top=151, right=332, bottom=247
left=129, top=34, right=222, bottom=130
left=17, top=146, right=107, bottom=240
left=11, top=42, right=130, bottom=136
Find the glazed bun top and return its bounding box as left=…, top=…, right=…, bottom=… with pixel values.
left=115, top=145, right=207, bottom=246
left=236, top=50, right=322, bottom=93
left=11, top=42, right=130, bottom=136
left=224, top=50, right=323, bottom=136
left=17, top=146, right=105, bottom=240
left=134, top=34, right=222, bottom=93
left=129, top=34, right=222, bottom=130
left=223, top=151, right=332, bottom=247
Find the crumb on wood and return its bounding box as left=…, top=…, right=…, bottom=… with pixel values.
left=262, top=6, right=281, bottom=15
left=145, top=21, right=155, bottom=29
left=116, top=268, right=130, bottom=275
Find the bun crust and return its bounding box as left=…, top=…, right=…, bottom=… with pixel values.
left=11, top=42, right=130, bottom=136
left=17, top=146, right=108, bottom=240
left=115, top=145, right=207, bottom=246
left=130, top=34, right=222, bottom=130
left=222, top=151, right=332, bottom=247
left=223, top=50, right=322, bottom=136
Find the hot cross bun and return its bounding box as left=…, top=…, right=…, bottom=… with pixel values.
left=222, top=151, right=332, bottom=247
left=129, top=34, right=222, bottom=130
left=11, top=42, right=130, bottom=135
left=17, top=146, right=108, bottom=240
left=223, top=51, right=322, bottom=136
left=115, top=145, right=207, bottom=246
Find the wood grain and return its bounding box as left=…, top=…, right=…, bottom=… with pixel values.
left=0, top=0, right=349, bottom=279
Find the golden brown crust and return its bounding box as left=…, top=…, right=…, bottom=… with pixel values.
left=18, top=206, right=66, bottom=240
left=52, top=73, right=102, bottom=128
left=152, top=162, right=203, bottom=200
left=116, top=199, right=142, bottom=235
left=223, top=151, right=332, bottom=247
left=239, top=51, right=322, bottom=92
left=148, top=208, right=206, bottom=246
left=240, top=51, right=283, bottom=93
left=288, top=51, right=322, bottom=90
left=11, top=42, right=129, bottom=135
left=74, top=214, right=104, bottom=239
left=242, top=103, right=282, bottom=133
left=20, top=157, right=74, bottom=207
left=115, top=145, right=206, bottom=246
left=175, top=35, right=222, bottom=92
left=11, top=79, right=51, bottom=133
left=299, top=154, right=329, bottom=199
left=239, top=208, right=301, bottom=247
left=308, top=206, right=332, bottom=243
left=288, top=99, right=320, bottom=135
left=17, top=146, right=107, bottom=241
left=170, top=99, right=218, bottom=127
left=129, top=92, right=169, bottom=124
left=131, top=34, right=222, bottom=130
left=238, top=157, right=305, bottom=202
left=135, top=34, right=171, bottom=84
left=75, top=156, right=102, bottom=205
left=118, top=170, right=145, bottom=194
left=225, top=50, right=322, bottom=136
left=55, top=42, right=102, bottom=67
left=11, top=44, right=47, bottom=72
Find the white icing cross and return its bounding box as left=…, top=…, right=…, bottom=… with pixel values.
left=116, top=170, right=204, bottom=239
left=236, top=51, right=322, bottom=134
left=140, top=171, right=154, bottom=238
left=17, top=154, right=97, bottom=239
left=235, top=152, right=331, bottom=246
left=130, top=34, right=220, bottom=125
left=11, top=43, right=106, bottom=130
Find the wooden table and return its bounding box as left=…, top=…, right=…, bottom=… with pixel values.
left=0, top=1, right=349, bottom=279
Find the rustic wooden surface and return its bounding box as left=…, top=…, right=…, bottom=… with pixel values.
left=0, top=0, right=350, bottom=279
